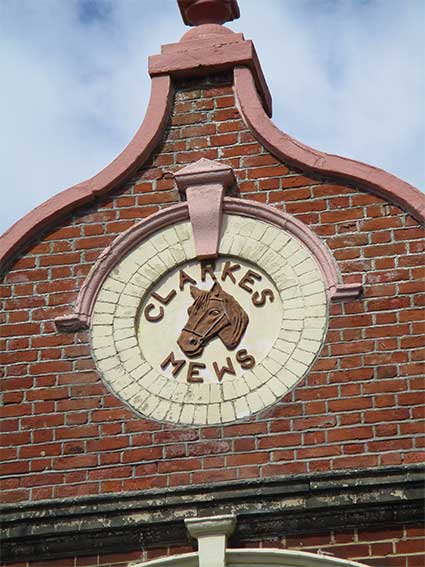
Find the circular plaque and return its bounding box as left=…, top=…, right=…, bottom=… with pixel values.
left=138, top=257, right=282, bottom=383
left=91, top=214, right=328, bottom=425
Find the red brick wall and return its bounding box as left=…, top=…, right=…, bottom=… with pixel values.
left=243, top=526, right=425, bottom=567
left=1, top=75, right=424, bottom=565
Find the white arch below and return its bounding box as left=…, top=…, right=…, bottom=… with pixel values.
left=134, top=549, right=369, bottom=567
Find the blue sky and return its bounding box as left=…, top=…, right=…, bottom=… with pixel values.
left=0, top=0, right=424, bottom=234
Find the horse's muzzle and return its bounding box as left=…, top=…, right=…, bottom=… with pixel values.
left=177, top=330, right=204, bottom=358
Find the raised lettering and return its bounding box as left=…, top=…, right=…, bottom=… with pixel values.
left=152, top=289, right=177, bottom=305
left=179, top=270, right=197, bottom=291
left=144, top=303, right=164, bottom=322
left=201, top=261, right=217, bottom=283
left=160, top=352, right=186, bottom=377
left=252, top=288, right=275, bottom=307
left=213, top=357, right=236, bottom=382
left=236, top=349, right=256, bottom=370
left=239, top=269, right=262, bottom=293
left=186, top=362, right=205, bottom=383
left=221, top=261, right=241, bottom=284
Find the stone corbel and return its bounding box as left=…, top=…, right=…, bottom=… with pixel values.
left=185, top=514, right=236, bottom=567
left=173, top=158, right=236, bottom=260
left=331, top=282, right=364, bottom=301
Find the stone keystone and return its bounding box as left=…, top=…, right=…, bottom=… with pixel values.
left=173, top=158, right=236, bottom=260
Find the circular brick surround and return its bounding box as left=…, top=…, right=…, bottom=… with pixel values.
left=91, top=214, right=328, bottom=425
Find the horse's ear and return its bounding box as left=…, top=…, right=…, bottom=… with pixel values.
left=190, top=285, right=202, bottom=299
left=210, top=281, right=223, bottom=297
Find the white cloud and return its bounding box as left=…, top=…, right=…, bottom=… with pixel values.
left=0, top=0, right=423, bottom=235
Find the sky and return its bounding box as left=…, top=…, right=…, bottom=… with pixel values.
left=0, top=0, right=424, bottom=235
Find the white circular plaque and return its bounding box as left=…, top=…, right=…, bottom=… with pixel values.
left=91, top=214, right=328, bottom=425
left=138, top=257, right=282, bottom=382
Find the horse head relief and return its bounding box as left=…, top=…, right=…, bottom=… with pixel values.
left=177, top=282, right=249, bottom=357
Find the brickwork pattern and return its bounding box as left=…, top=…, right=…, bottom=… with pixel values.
left=2, top=526, right=424, bottom=567
left=241, top=526, right=425, bottom=567
left=1, top=75, right=424, bottom=505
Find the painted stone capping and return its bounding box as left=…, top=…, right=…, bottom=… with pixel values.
left=234, top=66, right=425, bottom=223
left=0, top=74, right=173, bottom=272
left=148, top=24, right=272, bottom=117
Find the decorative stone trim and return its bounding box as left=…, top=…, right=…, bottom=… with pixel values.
left=149, top=25, right=272, bottom=117
left=55, top=198, right=359, bottom=333
left=1, top=465, right=422, bottom=563
left=55, top=204, right=188, bottom=332
left=0, top=75, right=173, bottom=272
left=234, top=66, right=425, bottom=224
left=174, top=158, right=236, bottom=199
left=174, top=158, right=236, bottom=259
left=185, top=515, right=236, bottom=539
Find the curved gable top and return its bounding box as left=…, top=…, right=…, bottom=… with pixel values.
left=0, top=75, right=173, bottom=273
left=233, top=67, right=425, bottom=222
left=0, top=19, right=424, bottom=273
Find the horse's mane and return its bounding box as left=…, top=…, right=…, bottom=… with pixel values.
left=219, top=287, right=249, bottom=349
left=191, top=290, right=210, bottom=314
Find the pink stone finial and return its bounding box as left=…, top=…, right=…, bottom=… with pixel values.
left=177, top=0, right=240, bottom=26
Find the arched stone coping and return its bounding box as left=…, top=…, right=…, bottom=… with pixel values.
left=0, top=75, right=173, bottom=272
left=132, top=549, right=368, bottom=567
left=55, top=198, right=361, bottom=332
left=2, top=58, right=423, bottom=275
left=234, top=66, right=425, bottom=225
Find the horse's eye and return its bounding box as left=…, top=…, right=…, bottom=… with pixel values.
left=209, top=309, right=220, bottom=316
